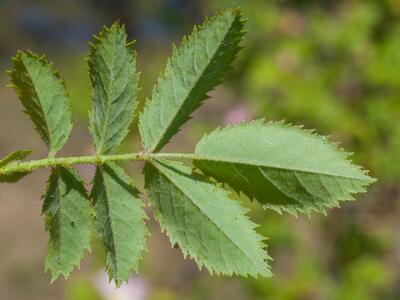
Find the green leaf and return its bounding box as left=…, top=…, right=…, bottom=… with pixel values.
left=0, top=170, right=31, bottom=183
left=0, top=149, right=33, bottom=182
left=9, top=51, right=72, bottom=156
left=144, top=159, right=271, bottom=277
left=139, top=9, right=245, bottom=152
left=42, top=166, right=93, bottom=282
left=91, top=162, right=148, bottom=286
left=0, top=149, right=32, bottom=168
left=194, top=120, right=376, bottom=215
left=88, top=22, right=140, bottom=154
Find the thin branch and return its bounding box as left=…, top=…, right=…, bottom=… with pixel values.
left=0, top=152, right=198, bottom=175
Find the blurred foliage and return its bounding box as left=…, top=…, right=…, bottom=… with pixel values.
left=65, top=279, right=102, bottom=300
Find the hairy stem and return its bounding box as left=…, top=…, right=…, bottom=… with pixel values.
left=0, top=152, right=198, bottom=174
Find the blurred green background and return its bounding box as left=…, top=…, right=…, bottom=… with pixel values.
left=0, top=1, right=399, bottom=299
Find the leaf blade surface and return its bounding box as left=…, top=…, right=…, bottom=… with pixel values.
left=144, top=159, right=270, bottom=276
left=139, top=9, right=245, bottom=152
left=42, top=167, right=93, bottom=282
left=92, top=162, right=148, bottom=286
left=9, top=51, right=73, bottom=155
left=194, top=120, right=375, bottom=214
left=89, top=23, right=140, bottom=154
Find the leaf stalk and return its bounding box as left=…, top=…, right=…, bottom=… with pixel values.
left=0, top=152, right=197, bottom=174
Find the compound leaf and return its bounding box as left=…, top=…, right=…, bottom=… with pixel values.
left=92, top=162, right=148, bottom=287
left=144, top=159, right=271, bottom=277
left=139, top=9, right=245, bottom=152
left=194, top=120, right=376, bottom=215
left=89, top=22, right=140, bottom=154
left=42, top=166, right=93, bottom=282
left=9, top=51, right=72, bottom=156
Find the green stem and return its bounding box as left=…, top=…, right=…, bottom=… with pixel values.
left=0, top=152, right=198, bottom=174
